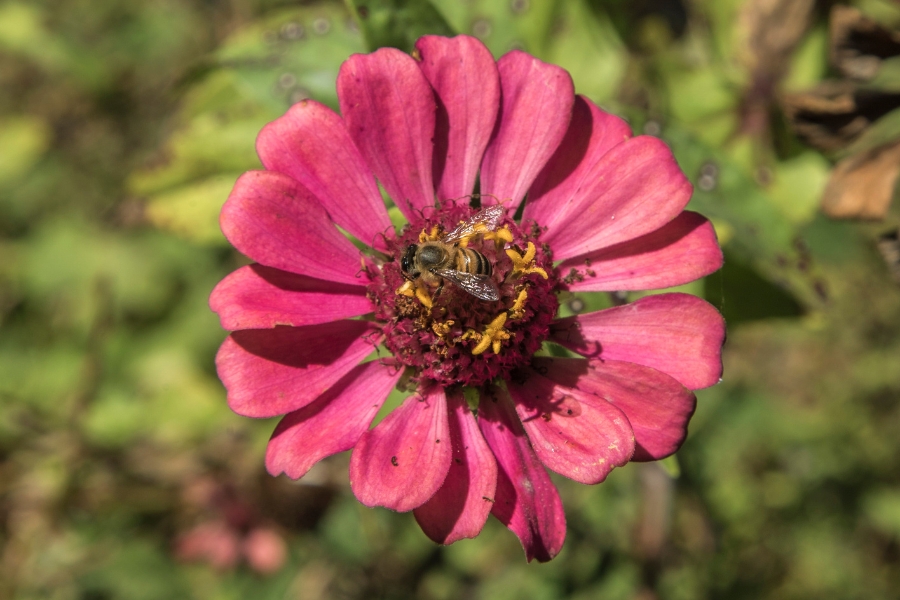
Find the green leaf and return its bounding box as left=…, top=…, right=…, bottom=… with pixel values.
left=0, top=115, right=52, bottom=187
left=543, top=0, right=627, bottom=103
left=19, top=221, right=199, bottom=333
left=429, top=0, right=557, bottom=57
left=129, top=3, right=366, bottom=206
left=783, top=25, right=828, bottom=92
left=864, top=488, right=900, bottom=538
left=659, top=455, right=681, bottom=479
left=347, top=0, right=455, bottom=52
left=217, top=4, right=366, bottom=113
left=0, top=2, right=72, bottom=71
left=868, top=56, right=900, bottom=91
left=706, top=251, right=804, bottom=325
left=768, top=152, right=831, bottom=224
left=84, top=350, right=231, bottom=448
left=666, top=68, right=737, bottom=126
left=665, top=124, right=820, bottom=307
left=144, top=174, right=238, bottom=245
left=128, top=110, right=269, bottom=197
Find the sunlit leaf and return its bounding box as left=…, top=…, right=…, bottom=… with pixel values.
left=666, top=124, right=821, bottom=306
left=347, top=0, right=454, bottom=52
left=768, top=152, right=831, bottom=223
left=0, top=115, right=52, bottom=187
left=430, top=0, right=556, bottom=57
left=543, top=0, right=626, bottom=103
left=216, top=4, right=366, bottom=112
left=145, top=174, right=238, bottom=245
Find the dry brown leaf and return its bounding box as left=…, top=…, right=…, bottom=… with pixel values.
left=782, top=81, right=900, bottom=152
left=821, top=140, right=900, bottom=219
left=830, top=5, right=900, bottom=81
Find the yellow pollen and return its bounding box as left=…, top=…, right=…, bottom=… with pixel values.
left=419, top=225, right=442, bottom=242
left=398, top=279, right=433, bottom=307
left=432, top=320, right=454, bottom=337
left=470, top=312, right=511, bottom=355
left=508, top=289, right=528, bottom=320
left=506, top=242, right=549, bottom=280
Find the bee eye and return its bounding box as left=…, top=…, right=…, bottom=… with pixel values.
left=401, top=245, right=416, bottom=274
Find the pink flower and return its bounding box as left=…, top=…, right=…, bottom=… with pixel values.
left=210, top=35, right=725, bottom=562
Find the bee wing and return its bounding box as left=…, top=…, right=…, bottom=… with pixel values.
left=443, top=205, right=506, bottom=244
left=435, top=268, right=500, bottom=302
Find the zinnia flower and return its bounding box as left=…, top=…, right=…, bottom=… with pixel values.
left=210, top=34, right=725, bottom=562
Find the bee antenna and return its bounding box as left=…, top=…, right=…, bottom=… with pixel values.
left=370, top=225, right=394, bottom=255
left=410, top=204, right=427, bottom=221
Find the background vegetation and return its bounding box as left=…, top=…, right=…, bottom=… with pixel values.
left=2, top=0, right=900, bottom=598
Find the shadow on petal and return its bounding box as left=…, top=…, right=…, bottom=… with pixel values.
left=229, top=321, right=373, bottom=369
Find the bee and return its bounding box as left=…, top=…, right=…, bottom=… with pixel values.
left=400, top=204, right=505, bottom=302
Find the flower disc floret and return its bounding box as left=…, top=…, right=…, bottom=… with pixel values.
left=366, top=202, right=557, bottom=388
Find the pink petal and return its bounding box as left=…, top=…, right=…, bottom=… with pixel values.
left=506, top=370, right=634, bottom=484
left=414, top=388, right=498, bottom=544
left=216, top=320, right=378, bottom=418
left=349, top=386, right=451, bottom=512
left=220, top=171, right=363, bottom=285
left=558, top=211, right=723, bottom=292
left=265, top=361, right=403, bottom=479
left=550, top=293, right=725, bottom=390
left=338, top=48, right=436, bottom=220
left=524, top=95, right=632, bottom=229
left=478, top=384, right=566, bottom=563
left=534, top=357, right=697, bottom=461
left=256, top=100, right=392, bottom=250
left=415, top=35, right=500, bottom=203
left=210, top=264, right=372, bottom=331
left=479, top=51, right=574, bottom=210
left=542, top=136, right=694, bottom=262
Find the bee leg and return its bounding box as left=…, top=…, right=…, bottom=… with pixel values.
left=434, top=280, right=445, bottom=298
left=413, top=280, right=433, bottom=308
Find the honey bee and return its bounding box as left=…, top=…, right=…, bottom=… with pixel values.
left=400, top=205, right=505, bottom=302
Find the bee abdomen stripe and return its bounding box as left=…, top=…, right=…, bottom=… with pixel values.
left=456, top=249, right=491, bottom=276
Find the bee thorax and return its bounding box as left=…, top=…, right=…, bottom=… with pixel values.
left=417, top=243, right=447, bottom=269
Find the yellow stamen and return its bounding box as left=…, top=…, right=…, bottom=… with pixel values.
left=522, top=241, right=535, bottom=264
left=483, top=225, right=513, bottom=250
left=470, top=313, right=511, bottom=355
left=506, top=242, right=549, bottom=280
left=397, top=280, right=415, bottom=297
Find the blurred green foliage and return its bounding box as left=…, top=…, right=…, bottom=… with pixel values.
left=2, top=0, right=900, bottom=598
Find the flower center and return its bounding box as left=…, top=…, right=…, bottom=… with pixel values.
left=366, top=201, right=559, bottom=388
